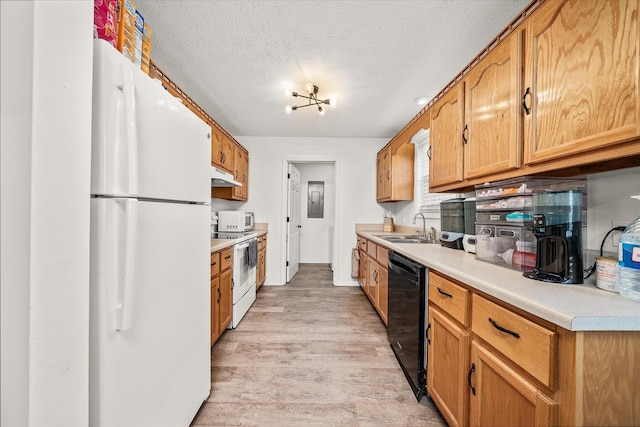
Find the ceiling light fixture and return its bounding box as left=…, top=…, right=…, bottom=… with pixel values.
left=415, top=96, right=428, bottom=106
left=285, top=83, right=337, bottom=115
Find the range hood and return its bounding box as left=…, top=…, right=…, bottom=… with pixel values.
left=211, top=166, right=241, bottom=187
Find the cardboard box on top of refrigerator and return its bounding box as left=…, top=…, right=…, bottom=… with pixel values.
left=94, top=0, right=118, bottom=48
left=133, top=9, right=144, bottom=68
left=117, top=0, right=136, bottom=62
left=141, top=23, right=152, bottom=75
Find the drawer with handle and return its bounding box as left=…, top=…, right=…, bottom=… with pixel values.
left=210, top=252, right=220, bottom=277
left=428, top=271, right=470, bottom=326
left=471, top=294, right=556, bottom=388
left=220, top=247, right=233, bottom=271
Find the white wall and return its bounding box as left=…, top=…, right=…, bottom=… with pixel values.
left=1, top=1, right=93, bottom=425
left=234, top=136, right=388, bottom=286
left=294, top=162, right=335, bottom=264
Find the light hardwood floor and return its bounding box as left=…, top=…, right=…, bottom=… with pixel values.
left=191, top=263, right=446, bottom=426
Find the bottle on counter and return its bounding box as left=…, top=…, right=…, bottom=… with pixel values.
left=618, top=196, right=640, bottom=303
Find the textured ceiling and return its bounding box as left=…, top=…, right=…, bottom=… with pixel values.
left=134, top=0, right=530, bottom=139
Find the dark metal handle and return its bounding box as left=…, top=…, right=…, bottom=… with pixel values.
left=468, top=363, right=476, bottom=396
left=437, top=287, right=453, bottom=298
left=522, top=87, right=531, bottom=115
left=224, top=255, right=231, bottom=260
left=217, top=287, right=221, bottom=303
left=488, top=318, right=521, bottom=339
left=426, top=322, right=431, bottom=345
left=462, top=124, right=468, bottom=144
left=427, top=146, right=432, bottom=160
left=212, top=261, right=217, bottom=266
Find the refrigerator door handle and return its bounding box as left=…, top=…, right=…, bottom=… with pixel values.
left=120, top=64, right=139, bottom=196
left=115, top=198, right=138, bottom=331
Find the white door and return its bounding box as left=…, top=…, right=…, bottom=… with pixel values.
left=286, top=164, right=301, bottom=282
left=90, top=197, right=210, bottom=427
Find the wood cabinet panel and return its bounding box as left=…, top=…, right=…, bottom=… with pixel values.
left=428, top=271, right=470, bottom=327
left=472, top=294, right=556, bottom=388
left=377, top=265, right=388, bottom=326
left=210, top=277, right=219, bottom=345
left=210, top=252, right=220, bottom=277
left=524, top=0, right=640, bottom=165
left=427, top=306, right=470, bottom=427
left=376, top=147, right=391, bottom=201
left=430, top=83, right=465, bottom=187
left=469, top=340, right=557, bottom=427
left=367, top=256, right=377, bottom=304
left=218, top=268, right=232, bottom=333
left=464, top=30, right=522, bottom=179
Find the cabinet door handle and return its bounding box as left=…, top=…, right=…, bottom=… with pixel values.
left=462, top=124, right=468, bottom=144
left=437, top=287, right=453, bottom=298
left=224, top=255, right=231, bottom=260
left=427, top=145, right=432, bottom=160
left=217, top=287, right=221, bottom=303
left=522, top=87, right=531, bottom=115
left=468, top=363, right=476, bottom=396
left=426, top=322, right=431, bottom=345
left=488, top=317, right=520, bottom=339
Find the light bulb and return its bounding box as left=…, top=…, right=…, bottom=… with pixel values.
left=285, top=105, right=293, bottom=114
left=329, top=97, right=338, bottom=108
left=285, top=88, right=292, bottom=96
left=318, top=106, right=325, bottom=116
left=305, top=83, right=314, bottom=94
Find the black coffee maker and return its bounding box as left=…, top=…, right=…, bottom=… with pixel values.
left=523, top=190, right=584, bottom=284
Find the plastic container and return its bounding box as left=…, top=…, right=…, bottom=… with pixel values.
left=618, top=213, right=640, bottom=302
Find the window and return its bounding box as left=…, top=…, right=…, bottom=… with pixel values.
left=412, top=129, right=461, bottom=218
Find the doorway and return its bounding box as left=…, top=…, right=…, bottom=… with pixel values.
left=284, top=160, right=337, bottom=283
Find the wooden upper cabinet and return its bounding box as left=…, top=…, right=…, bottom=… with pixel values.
left=220, top=135, right=235, bottom=173
left=211, top=126, right=223, bottom=169
left=430, top=82, right=464, bottom=188
left=376, top=140, right=414, bottom=202
left=523, top=0, right=640, bottom=165
left=464, top=30, right=523, bottom=179
left=376, top=146, right=391, bottom=201
left=211, top=143, right=249, bottom=201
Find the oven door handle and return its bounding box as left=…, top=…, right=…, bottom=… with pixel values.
left=235, top=242, right=250, bottom=250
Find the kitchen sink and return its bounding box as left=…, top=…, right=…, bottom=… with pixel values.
left=374, top=234, right=434, bottom=244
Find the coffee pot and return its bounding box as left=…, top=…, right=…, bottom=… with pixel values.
left=523, top=190, right=584, bottom=284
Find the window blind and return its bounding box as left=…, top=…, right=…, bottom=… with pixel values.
left=412, top=129, right=461, bottom=218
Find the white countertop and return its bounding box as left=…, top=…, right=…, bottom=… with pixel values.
left=358, top=230, right=640, bottom=332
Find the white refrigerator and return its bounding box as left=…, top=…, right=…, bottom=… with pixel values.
left=90, top=39, right=211, bottom=426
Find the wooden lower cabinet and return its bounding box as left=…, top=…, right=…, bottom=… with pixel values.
left=257, top=234, right=267, bottom=289
left=427, top=306, right=470, bottom=427
left=357, top=235, right=388, bottom=326
left=469, top=341, right=557, bottom=427
left=210, top=247, right=233, bottom=346
left=427, top=269, right=640, bottom=426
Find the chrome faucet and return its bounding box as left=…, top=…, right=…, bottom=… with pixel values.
left=413, top=213, right=427, bottom=238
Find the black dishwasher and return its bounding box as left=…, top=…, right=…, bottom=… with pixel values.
left=387, top=251, right=427, bottom=401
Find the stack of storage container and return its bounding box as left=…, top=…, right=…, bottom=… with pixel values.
left=474, top=177, right=586, bottom=272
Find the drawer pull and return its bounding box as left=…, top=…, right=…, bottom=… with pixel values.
left=488, top=317, right=520, bottom=339
left=437, top=287, right=453, bottom=298
left=224, top=255, right=231, bottom=260
left=468, top=363, right=476, bottom=396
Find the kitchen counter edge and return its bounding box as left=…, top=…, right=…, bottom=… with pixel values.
left=357, top=230, right=640, bottom=332
left=211, top=230, right=267, bottom=252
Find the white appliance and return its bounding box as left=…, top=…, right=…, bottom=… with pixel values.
left=211, top=165, right=241, bottom=187
left=229, top=235, right=258, bottom=328
left=218, top=210, right=255, bottom=232
left=211, top=232, right=258, bottom=328
left=89, top=39, right=210, bottom=427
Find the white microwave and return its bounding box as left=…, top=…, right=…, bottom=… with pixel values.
left=218, top=211, right=254, bottom=232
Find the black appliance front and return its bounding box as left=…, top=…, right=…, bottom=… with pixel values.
left=387, top=251, right=427, bottom=401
